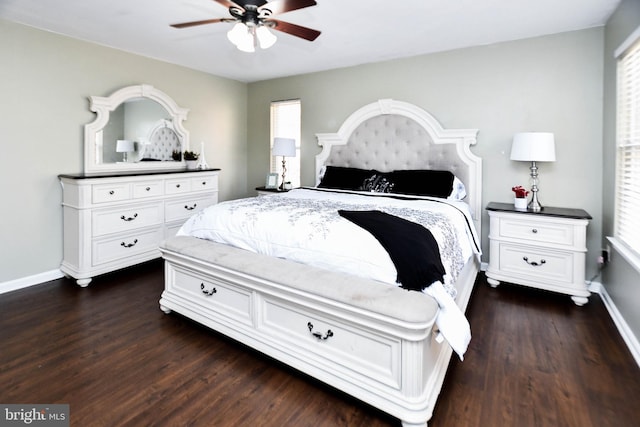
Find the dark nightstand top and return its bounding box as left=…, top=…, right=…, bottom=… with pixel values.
left=255, top=186, right=290, bottom=193
left=486, top=202, right=592, bottom=220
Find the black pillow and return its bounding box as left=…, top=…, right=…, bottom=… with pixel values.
left=388, top=170, right=455, bottom=198
left=318, top=166, right=376, bottom=190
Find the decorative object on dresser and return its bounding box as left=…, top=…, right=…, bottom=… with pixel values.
left=510, top=132, right=556, bottom=212
left=486, top=202, right=592, bottom=305
left=58, top=169, right=220, bottom=287
left=159, top=99, right=482, bottom=427
left=196, top=141, right=210, bottom=170
left=272, top=137, right=296, bottom=191
left=183, top=150, right=199, bottom=170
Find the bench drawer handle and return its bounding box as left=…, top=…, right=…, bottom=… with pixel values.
left=200, top=283, right=217, bottom=296
left=307, top=322, right=333, bottom=340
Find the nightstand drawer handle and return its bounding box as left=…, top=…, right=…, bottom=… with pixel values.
left=200, top=283, right=217, bottom=296
left=523, top=256, right=546, bottom=267
left=531, top=229, right=538, bottom=233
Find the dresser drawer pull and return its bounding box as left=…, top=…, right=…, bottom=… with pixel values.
left=531, top=229, right=538, bottom=233
left=109, top=190, right=115, bottom=195
left=184, top=203, right=197, bottom=211
left=201, top=181, right=207, bottom=186
left=307, top=322, right=334, bottom=340
left=200, top=283, right=217, bottom=296
left=120, top=239, right=138, bottom=248
left=145, top=187, right=151, bottom=191
left=175, top=184, right=181, bottom=188
left=523, top=256, right=546, bottom=267
left=120, top=213, right=138, bottom=222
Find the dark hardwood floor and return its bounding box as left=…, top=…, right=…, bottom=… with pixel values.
left=1, top=261, right=639, bottom=427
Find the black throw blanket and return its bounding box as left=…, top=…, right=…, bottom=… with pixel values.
left=338, top=210, right=445, bottom=291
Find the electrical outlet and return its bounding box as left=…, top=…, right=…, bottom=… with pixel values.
left=600, top=248, right=609, bottom=265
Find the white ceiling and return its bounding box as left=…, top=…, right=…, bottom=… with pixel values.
left=0, top=0, right=621, bottom=83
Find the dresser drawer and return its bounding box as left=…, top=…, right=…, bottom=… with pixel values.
left=497, top=242, right=574, bottom=284
left=171, top=268, right=252, bottom=325
left=92, top=183, right=131, bottom=204
left=497, top=216, right=574, bottom=246
left=190, top=175, right=218, bottom=192
left=92, top=227, right=164, bottom=266
left=92, top=203, right=164, bottom=237
left=257, top=296, right=401, bottom=388
left=165, top=196, right=217, bottom=222
left=133, top=181, right=163, bottom=199
left=165, top=178, right=192, bottom=195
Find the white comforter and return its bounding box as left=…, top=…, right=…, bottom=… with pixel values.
left=178, top=187, right=481, bottom=359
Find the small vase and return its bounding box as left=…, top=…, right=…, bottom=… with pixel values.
left=514, top=198, right=528, bottom=210
left=185, top=160, right=198, bottom=170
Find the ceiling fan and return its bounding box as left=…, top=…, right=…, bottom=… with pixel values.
left=171, top=0, right=321, bottom=52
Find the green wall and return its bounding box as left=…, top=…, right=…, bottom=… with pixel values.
left=602, top=0, right=640, bottom=346
left=0, top=19, right=248, bottom=282
left=248, top=28, right=605, bottom=276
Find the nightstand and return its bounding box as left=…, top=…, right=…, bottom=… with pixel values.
left=486, top=202, right=592, bottom=305
left=255, top=186, right=291, bottom=196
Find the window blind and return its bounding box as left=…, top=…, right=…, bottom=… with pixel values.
left=270, top=100, right=301, bottom=187
left=615, top=36, right=640, bottom=257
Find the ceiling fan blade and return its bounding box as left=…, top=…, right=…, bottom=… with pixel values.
left=267, top=19, right=320, bottom=41
left=259, top=0, right=317, bottom=15
left=170, top=18, right=230, bottom=29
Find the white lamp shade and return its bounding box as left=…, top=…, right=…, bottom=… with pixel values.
left=227, top=23, right=255, bottom=52
left=272, top=137, right=296, bottom=157
left=116, top=140, right=134, bottom=153
left=256, top=26, right=277, bottom=49
left=510, top=132, right=556, bottom=162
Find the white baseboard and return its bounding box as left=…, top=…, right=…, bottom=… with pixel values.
left=589, top=281, right=640, bottom=368
left=0, top=269, right=65, bottom=295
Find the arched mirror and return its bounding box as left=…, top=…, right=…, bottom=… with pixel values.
left=84, top=84, right=189, bottom=173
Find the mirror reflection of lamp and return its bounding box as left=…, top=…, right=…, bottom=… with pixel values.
left=116, top=139, right=135, bottom=163
left=272, top=137, right=296, bottom=191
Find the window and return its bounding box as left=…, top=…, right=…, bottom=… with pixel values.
left=270, top=99, right=301, bottom=188
left=614, top=30, right=640, bottom=259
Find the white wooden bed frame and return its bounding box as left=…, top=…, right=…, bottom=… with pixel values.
left=159, top=99, right=481, bottom=427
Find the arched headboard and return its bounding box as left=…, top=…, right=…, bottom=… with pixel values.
left=315, top=99, right=482, bottom=236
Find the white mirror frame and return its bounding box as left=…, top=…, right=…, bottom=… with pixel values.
left=84, top=84, right=189, bottom=173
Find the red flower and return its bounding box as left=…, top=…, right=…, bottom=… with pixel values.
left=512, top=185, right=529, bottom=198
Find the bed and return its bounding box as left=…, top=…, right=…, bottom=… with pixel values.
left=159, top=99, right=482, bottom=427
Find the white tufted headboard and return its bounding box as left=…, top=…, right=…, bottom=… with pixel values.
left=315, top=99, right=482, bottom=236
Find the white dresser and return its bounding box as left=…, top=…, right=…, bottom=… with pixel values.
left=59, top=169, right=219, bottom=286
left=485, top=202, right=592, bottom=305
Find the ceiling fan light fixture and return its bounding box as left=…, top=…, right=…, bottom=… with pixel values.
left=227, top=22, right=251, bottom=48
left=256, top=26, right=277, bottom=49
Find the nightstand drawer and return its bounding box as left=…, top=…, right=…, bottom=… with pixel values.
left=497, top=243, right=574, bottom=284
left=498, top=217, right=574, bottom=246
